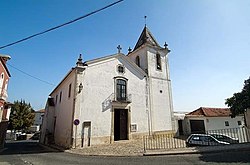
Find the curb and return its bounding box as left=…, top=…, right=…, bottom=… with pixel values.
left=65, top=150, right=144, bottom=157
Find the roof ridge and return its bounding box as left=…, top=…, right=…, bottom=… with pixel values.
left=133, top=26, right=161, bottom=51
left=187, top=107, right=231, bottom=117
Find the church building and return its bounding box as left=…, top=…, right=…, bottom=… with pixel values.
left=40, top=26, right=174, bottom=148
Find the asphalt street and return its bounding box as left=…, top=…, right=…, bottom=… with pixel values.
left=1, top=140, right=250, bottom=165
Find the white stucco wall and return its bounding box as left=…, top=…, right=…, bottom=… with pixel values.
left=42, top=53, right=174, bottom=147
left=76, top=56, right=148, bottom=141
left=174, top=112, right=186, bottom=136
left=150, top=78, right=172, bottom=131
left=34, top=112, right=44, bottom=126
left=205, top=116, right=244, bottom=131
left=50, top=70, right=76, bottom=147
left=40, top=102, right=55, bottom=144
left=185, top=116, right=245, bottom=135
left=129, top=47, right=173, bottom=133
left=147, top=49, right=168, bottom=78
left=128, top=48, right=148, bottom=72
left=147, top=49, right=173, bottom=132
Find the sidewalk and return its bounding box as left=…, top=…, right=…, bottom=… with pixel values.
left=66, top=140, right=144, bottom=157
left=47, top=140, right=250, bottom=157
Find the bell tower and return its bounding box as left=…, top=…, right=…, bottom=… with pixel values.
left=128, top=26, right=174, bottom=133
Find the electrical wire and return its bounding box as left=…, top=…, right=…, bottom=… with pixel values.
left=7, top=63, right=55, bottom=86
left=0, top=0, right=124, bottom=50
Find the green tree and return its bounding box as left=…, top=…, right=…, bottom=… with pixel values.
left=225, top=77, right=250, bottom=117
left=8, top=100, right=35, bottom=131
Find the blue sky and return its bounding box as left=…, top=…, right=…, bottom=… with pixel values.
left=0, top=0, right=249, bottom=111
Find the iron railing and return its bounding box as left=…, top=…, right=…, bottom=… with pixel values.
left=143, top=127, right=250, bottom=151
left=111, top=93, right=132, bottom=103
left=206, top=127, right=250, bottom=143
left=143, top=133, right=186, bottom=151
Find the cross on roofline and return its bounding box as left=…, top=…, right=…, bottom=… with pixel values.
left=117, top=45, right=122, bottom=53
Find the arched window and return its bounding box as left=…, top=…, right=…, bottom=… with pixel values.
left=156, top=54, right=161, bottom=70
left=116, top=79, right=127, bottom=101
left=136, top=56, right=140, bottom=67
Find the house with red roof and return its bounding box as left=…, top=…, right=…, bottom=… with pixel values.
left=183, top=107, right=244, bottom=135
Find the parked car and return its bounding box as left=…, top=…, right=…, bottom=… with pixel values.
left=16, top=132, right=27, bottom=140
left=209, top=134, right=239, bottom=144
left=186, top=134, right=230, bottom=147
left=30, top=132, right=40, bottom=140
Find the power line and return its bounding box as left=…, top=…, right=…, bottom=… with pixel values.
left=7, top=63, right=55, bottom=86
left=0, top=0, right=124, bottom=50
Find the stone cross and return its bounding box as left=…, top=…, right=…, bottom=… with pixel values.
left=128, top=47, right=132, bottom=53
left=117, top=45, right=122, bottom=53
left=164, top=42, right=168, bottom=49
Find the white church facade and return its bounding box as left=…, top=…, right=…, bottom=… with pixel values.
left=40, top=26, right=174, bottom=148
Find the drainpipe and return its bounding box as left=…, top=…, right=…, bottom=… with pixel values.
left=70, top=68, right=78, bottom=148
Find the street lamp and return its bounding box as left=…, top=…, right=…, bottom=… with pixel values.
left=78, top=83, right=83, bottom=93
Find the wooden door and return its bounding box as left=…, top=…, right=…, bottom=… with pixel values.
left=114, top=109, right=128, bottom=141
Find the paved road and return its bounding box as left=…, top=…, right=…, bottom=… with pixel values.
left=1, top=140, right=250, bottom=165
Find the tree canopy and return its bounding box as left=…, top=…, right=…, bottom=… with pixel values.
left=225, top=77, right=250, bottom=117
left=8, top=100, right=35, bottom=131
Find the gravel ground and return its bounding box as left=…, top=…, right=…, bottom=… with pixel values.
left=67, top=139, right=145, bottom=156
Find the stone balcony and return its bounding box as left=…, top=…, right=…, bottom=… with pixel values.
left=111, top=93, right=132, bottom=103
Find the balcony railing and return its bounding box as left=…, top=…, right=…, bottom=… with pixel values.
left=111, top=93, right=132, bottom=103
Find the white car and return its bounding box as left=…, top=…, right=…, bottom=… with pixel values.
left=209, top=134, right=239, bottom=144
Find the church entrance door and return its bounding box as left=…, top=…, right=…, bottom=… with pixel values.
left=114, top=109, right=128, bottom=141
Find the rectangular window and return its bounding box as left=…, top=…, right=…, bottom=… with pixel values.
left=237, top=121, right=242, bottom=125
left=59, top=91, right=62, bottom=103
left=68, top=84, right=71, bottom=98
left=225, top=121, right=229, bottom=126
left=116, top=79, right=126, bottom=101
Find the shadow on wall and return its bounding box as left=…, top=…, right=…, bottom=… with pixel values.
left=102, top=94, right=112, bottom=112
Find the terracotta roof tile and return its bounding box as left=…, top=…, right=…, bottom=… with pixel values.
left=36, top=109, right=45, bottom=113
left=187, top=107, right=231, bottom=117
